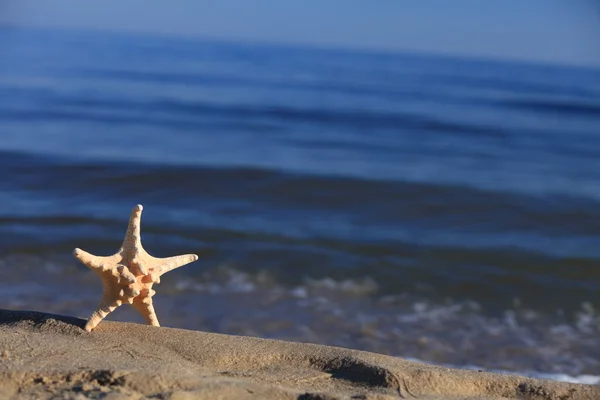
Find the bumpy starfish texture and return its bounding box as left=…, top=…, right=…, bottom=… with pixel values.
left=73, top=204, right=198, bottom=332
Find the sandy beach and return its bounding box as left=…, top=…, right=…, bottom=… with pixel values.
left=0, top=309, right=597, bottom=400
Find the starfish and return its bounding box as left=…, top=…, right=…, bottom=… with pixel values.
left=73, top=204, right=198, bottom=331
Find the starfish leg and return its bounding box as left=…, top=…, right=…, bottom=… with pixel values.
left=122, top=204, right=143, bottom=249
left=85, top=298, right=121, bottom=332
left=155, top=254, right=199, bottom=276
left=73, top=248, right=112, bottom=272
left=132, top=295, right=160, bottom=326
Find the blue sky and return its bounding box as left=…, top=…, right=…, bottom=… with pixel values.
left=1, top=0, right=599, bottom=67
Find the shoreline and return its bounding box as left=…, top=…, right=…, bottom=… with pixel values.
left=1, top=308, right=598, bottom=399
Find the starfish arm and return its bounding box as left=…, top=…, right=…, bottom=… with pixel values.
left=85, top=297, right=122, bottom=332
left=155, top=254, right=198, bottom=276
left=121, top=204, right=143, bottom=250
left=132, top=295, right=160, bottom=326
left=73, top=248, right=116, bottom=272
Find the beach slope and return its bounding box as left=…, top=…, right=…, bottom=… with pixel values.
left=0, top=309, right=597, bottom=400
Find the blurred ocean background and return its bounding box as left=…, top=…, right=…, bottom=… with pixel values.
left=0, top=27, right=599, bottom=383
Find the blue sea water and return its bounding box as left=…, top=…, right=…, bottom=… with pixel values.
left=0, top=27, right=599, bottom=380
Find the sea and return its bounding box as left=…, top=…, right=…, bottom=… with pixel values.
left=0, top=27, right=599, bottom=385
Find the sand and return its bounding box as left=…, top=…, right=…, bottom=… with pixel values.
left=0, top=309, right=597, bottom=400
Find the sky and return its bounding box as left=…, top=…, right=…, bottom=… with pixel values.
left=1, top=0, right=600, bottom=67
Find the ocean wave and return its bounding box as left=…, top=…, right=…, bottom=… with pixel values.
left=1, top=150, right=600, bottom=312
left=499, top=98, right=600, bottom=118
left=0, top=91, right=509, bottom=139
